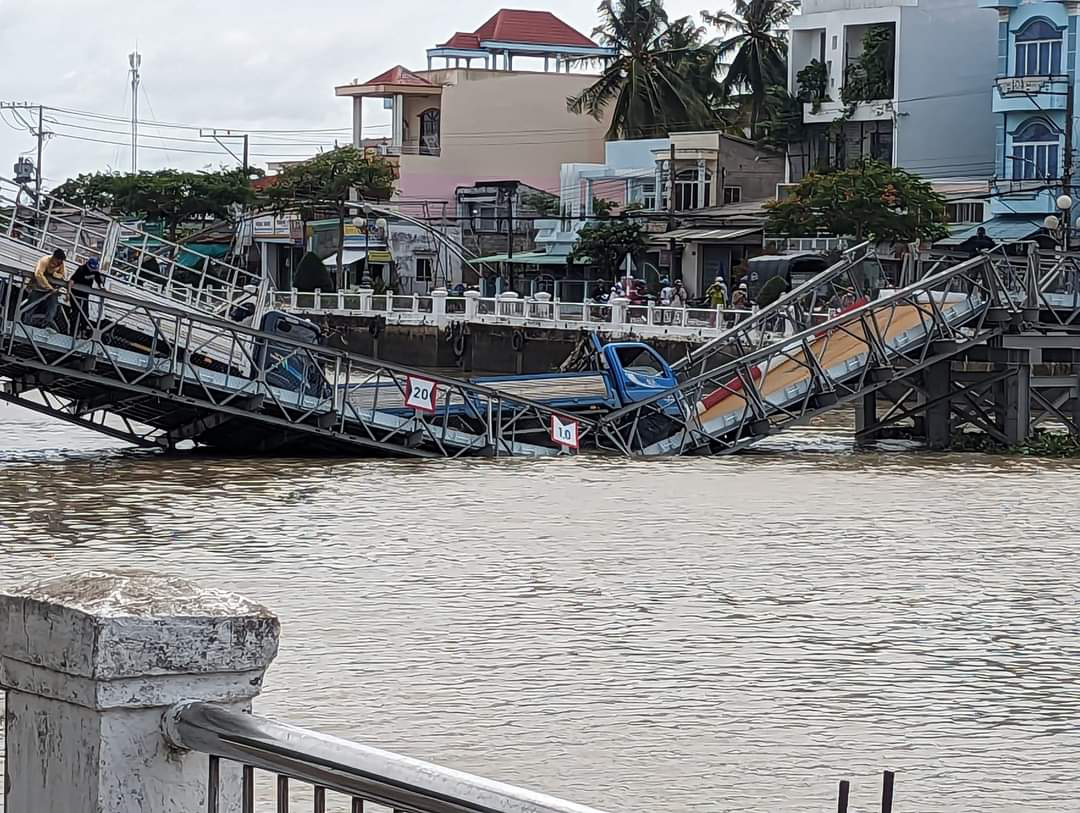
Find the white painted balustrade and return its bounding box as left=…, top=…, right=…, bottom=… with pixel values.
left=269, top=287, right=759, bottom=341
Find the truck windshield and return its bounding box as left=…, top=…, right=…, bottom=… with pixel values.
left=615, top=346, right=665, bottom=377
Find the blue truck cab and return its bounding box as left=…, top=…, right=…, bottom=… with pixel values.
left=470, top=336, right=678, bottom=415
left=598, top=340, right=677, bottom=407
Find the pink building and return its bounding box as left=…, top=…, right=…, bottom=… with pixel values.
left=335, top=10, right=615, bottom=208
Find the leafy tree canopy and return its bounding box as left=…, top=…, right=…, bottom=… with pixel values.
left=52, top=168, right=256, bottom=239
left=261, top=146, right=397, bottom=276
left=568, top=0, right=724, bottom=139
left=260, top=146, right=395, bottom=212
left=764, top=160, right=949, bottom=243
left=293, top=250, right=336, bottom=293
left=705, top=0, right=795, bottom=134
left=570, top=219, right=647, bottom=278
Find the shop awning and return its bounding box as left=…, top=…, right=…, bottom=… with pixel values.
left=468, top=251, right=576, bottom=266
left=367, top=250, right=393, bottom=263
left=323, top=250, right=367, bottom=265
left=649, top=226, right=762, bottom=244
left=937, top=216, right=1045, bottom=246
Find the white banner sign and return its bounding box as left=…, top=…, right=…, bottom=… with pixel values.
left=405, top=375, right=438, bottom=414
left=549, top=414, right=580, bottom=450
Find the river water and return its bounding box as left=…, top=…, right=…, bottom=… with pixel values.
left=1, top=402, right=1078, bottom=812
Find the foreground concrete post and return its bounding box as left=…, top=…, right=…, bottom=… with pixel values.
left=464, top=289, right=481, bottom=320
left=0, top=571, right=280, bottom=813
left=431, top=288, right=448, bottom=326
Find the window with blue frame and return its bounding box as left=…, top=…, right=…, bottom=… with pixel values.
left=1011, top=118, right=1060, bottom=180
left=1014, top=18, right=1062, bottom=76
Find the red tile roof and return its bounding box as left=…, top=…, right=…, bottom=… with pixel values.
left=440, top=31, right=482, bottom=49
left=362, top=65, right=435, bottom=87
left=443, top=9, right=599, bottom=50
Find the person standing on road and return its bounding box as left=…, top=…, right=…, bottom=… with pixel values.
left=21, top=249, right=67, bottom=328
left=70, top=257, right=104, bottom=337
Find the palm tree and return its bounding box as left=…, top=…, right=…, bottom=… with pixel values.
left=705, top=0, right=795, bottom=135
left=567, top=0, right=724, bottom=140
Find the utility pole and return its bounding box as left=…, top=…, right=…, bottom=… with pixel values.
left=1064, top=79, right=1074, bottom=251
left=0, top=102, right=49, bottom=201
left=129, top=51, right=141, bottom=173
left=36, top=106, right=42, bottom=200
left=668, top=142, right=677, bottom=279
left=198, top=129, right=250, bottom=172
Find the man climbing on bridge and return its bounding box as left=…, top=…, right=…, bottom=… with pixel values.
left=69, top=257, right=104, bottom=337
left=21, top=249, right=66, bottom=329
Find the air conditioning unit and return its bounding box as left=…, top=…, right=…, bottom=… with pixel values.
left=775, top=183, right=799, bottom=201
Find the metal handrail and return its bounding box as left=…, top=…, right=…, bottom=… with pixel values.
left=0, top=263, right=598, bottom=426
left=165, top=702, right=609, bottom=813
left=0, top=177, right=269, bottom=316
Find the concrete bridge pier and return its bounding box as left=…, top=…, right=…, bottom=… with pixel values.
left=921, top=358, right=954, bottom=451
left=0, top=571, right=280, bottom=813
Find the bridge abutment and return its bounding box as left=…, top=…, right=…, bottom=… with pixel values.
left=0, top=571, right=279, bottom=813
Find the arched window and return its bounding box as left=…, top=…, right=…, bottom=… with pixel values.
left=1014, top=18, right=1062, bottom=76
left=419, top=108, right=441, bottom=155
left=1011, top=118, right=1060, bottom=180
left=674, top=167, right=712, bottom=210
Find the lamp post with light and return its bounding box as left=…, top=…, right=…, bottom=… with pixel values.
left=1043, top=193, right=1075, bottom=251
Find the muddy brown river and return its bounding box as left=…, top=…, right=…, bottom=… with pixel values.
left=1, top=403, right=1078, bottom=812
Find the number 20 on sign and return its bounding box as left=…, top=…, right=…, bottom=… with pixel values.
left=549, top=414, right=580, bottom=450
left=405, top=375, right=438, bottom=414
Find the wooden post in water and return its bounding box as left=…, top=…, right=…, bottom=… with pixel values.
left=837, top=780, right=850, bottom=813
left=881, top=770, right=895, bottom=813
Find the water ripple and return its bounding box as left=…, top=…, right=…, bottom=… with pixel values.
left=0, top=403, right=1078, bottom=812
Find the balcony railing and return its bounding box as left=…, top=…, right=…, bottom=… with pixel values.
left=995, top=75, right=1067, bottom=96
left=379, top=139, right=441, bottom=157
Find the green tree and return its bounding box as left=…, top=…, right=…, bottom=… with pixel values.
left=293, top=250, right=336, bottom=293
left=567, top=0, right=723, bottom=139
left=262, top=146, right=396, bottom=282
left=53, top=168, right=256, bottom=240
left=592, top=197, right=616, bottom=218
left=521, top=191, right=560, bottom=216
left=705, top=0, right=795, bottom=134
left=764, top=160, right=949, bottom=243
left=570, top=219, right=647, bottom=279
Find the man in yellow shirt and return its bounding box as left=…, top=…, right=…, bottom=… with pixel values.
left=22, top=249, right=67, bottom=328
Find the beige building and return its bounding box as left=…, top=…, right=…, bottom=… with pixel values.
left=335, top=9, right=615, bottom=208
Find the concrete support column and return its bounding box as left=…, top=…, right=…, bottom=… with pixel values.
left=585, top=179, right=594, bottom=217
left=357, top=286, right=374, bottom=314
left=610, top=296, right=630, bottom=327
left=0, top=571, right=280, bottom=813
left=464, top=289, right=481, bottom=320
left=1000, top=351, right=1031, bottom=446
left=696, top=158, right=706, bottom=210
left=854, top=389, right=878, bottom=445
left=431, top=287, right=448, bottom=326
left=352, top=97, right=363, bottom=148
left=392, top=94, right=404, bottom=149
left=923, top=359, right=952, bottom=450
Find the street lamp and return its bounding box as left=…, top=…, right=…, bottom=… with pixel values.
left=1044, top=194, right=1074, bottom=250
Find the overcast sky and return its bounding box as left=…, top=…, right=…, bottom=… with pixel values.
left=0, top=0, right=717, bottom=187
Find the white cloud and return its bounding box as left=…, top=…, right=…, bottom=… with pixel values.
left=0, top=0, right=718, bottom=185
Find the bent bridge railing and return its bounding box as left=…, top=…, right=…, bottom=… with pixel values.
left=166, top=701, right=609, bottom=813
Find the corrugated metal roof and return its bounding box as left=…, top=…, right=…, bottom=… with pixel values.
left=650, top=226, right=762, bottom=243
left=937, top=216, right=1044, bottom=245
